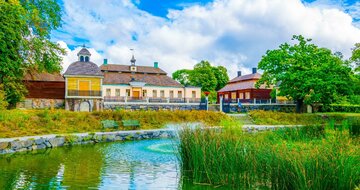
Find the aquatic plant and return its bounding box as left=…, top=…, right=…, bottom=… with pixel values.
left=178, top=124, right=360, bottom=189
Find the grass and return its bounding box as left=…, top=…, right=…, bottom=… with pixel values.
left=178, top=121, right=360, bottom=189
left=248, top=110, right=360, bottom=125
left=0, top=109, right=228, bottom=138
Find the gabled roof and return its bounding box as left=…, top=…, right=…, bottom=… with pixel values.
left=24, top=71, right=64, bottom=82
left=103, top=72, right=183, bottom=87
left=64, top=61, right=103, bottom=76
left=229, top=73, right=261, bottom=83
left=218, top=73, right=269, bottom=92
left=100, top=64, right=167, bottom=75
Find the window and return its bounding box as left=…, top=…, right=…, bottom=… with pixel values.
left=231, top=92, right=236, bottom=99
left=142, top=90, right=147, bottom=97
left=192, top=91, right=196, bottom=98
left=115, top=89, right=120, bottom=97
left=126, top=89, right=130, bottom=97
left=177, top=91, right=183, bottom=98
left=239, top=92, right=244, bottom=99
left=85, top=56, right=89, bottom=62
left=169, top=90, right=174, bottom=98
left=160, top=90, right=165, bottom=98
left=224, top=94, right=229, bottom=99
left=80, top=56, right=84, bottom=62
left=245, top=92, right=250, bottom=99
left=153, top=90, right=157, bottom=98
left=106, top=89, right=111, bottom=96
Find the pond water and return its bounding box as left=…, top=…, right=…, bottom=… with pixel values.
left=0, top=139, right=224, bottom=190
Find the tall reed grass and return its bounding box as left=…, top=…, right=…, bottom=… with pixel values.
left=178, top=123, right=360, bottom=189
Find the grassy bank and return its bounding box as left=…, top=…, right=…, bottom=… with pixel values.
left=178, top=122, right=360, bottom=189
left=0, top=110, right=228, bottom=138
left=249, top=110, right=360, bottom=125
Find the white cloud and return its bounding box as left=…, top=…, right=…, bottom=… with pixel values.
left=57, top=0, right=360, bottom=78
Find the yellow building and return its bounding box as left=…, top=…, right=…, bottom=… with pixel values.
left=64, top=47, right=104, bottom=111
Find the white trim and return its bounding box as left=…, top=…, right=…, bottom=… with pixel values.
left=64, top=75, right=104, bottom=78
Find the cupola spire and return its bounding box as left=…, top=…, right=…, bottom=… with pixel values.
left=77, top=44, right=91, bottom=62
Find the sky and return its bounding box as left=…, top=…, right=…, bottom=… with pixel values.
left=52, top=0, right=360, bottom=78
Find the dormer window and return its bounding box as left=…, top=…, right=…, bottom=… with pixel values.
left=80, top=56, right=84, bottom=62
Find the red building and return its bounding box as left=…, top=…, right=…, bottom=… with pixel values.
left=217, top=68, right=272, bottom=103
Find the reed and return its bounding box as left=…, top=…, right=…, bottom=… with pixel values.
left=178, top=123, right=360, bottom=189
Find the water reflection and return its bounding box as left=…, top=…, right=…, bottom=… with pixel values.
left=0, top=139, right=179, bottom=189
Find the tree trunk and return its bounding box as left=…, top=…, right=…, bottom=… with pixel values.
left=296, top=99, right=304, bottom=113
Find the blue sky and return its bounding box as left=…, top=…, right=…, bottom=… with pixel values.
left=54, top=0, right=360, bottom=77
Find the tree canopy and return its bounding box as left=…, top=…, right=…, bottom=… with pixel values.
left=256, top=35, right=354, bottom=112
left=0, top=0, right=65, bottom=107
left=172, top=60, right=229, bottom=102
left=351, top=43, right=360, bottom=72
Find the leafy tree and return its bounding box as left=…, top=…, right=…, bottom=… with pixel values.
left=172, top=60, right=229, bottom=102
left=172, top=69, right=191, bottom=86
left=351, top=43, right=360, bottom=72
left=0, top=84, right=8, bottom=110
left=257, top=35, right=354, bottom=113
left=190, top=61, right=217, bottom=92
left=212, top=66, right=229, bottom=91
left=0, top=0, right=65, bottom=107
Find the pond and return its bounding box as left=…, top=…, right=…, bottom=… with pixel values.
left=0, top=139, right=224, bottom=190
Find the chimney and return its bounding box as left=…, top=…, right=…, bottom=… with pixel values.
left=154, top=62, right=159, bottom=68
left=252, top=67, right=257, bottom=74
left=103, top=59, right=108, bottom=65
left=237, top=71, right=242, bottom=77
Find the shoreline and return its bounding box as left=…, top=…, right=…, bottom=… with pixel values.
left=0, top=125, right=298, bottom=155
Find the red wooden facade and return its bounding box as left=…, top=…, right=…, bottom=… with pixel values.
left=23, top=72, right=65, bottom=99
left=217, top=71, right=272, bottom=103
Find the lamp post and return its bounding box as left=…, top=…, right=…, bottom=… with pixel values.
left=204, top=91, right=210, bottom=111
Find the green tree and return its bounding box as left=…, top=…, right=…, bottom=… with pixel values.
left=351, top=43, right=360, bottom=72
left=212, top=66, right=229, bottom=91
left=172, top=69, right=192, bottom=86
left=172, top=60, right=229, bottom=103
left=190, top=61, right=217, bottom=92
left=0, top=84, right=8, bottom=110
left=257, top=35, right=353, bottom=113
left=0, top=0, right=65, bottom=107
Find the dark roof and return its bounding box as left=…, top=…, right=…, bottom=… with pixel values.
left=23, top=71, right=64, bottom=82
left=229, top=73, right=261, bottom=83
left=101, top=64, right=167, bottom=74
left=64, top=61, right=103, bottom=76
left=103, top=72, right=183, bottom=87
left=77, top=48, right=91, bottom=56
left=218, top=73, right=268, bottom=92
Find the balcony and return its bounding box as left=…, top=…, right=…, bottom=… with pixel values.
left=67, top=90, right=102, bottom=97
left=103, top=96, right=202, bottom=104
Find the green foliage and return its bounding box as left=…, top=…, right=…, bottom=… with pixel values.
left=351, top=43, right=360, bottom=72
left=257, top=35, right=354, bottom=112
left=0, top=0, right=65, bottom=107
left=321, top=104, right=360, bottom=113
left=0, top=84, right=8, bottom=110
left=172, top=60, right=229, bottom=102
left=248, top=110, right=360, bottom=125
left=178, top=124, right=360, bottom=189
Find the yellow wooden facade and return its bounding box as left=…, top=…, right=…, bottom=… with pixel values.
left=67, top=77, right=102, bottom=91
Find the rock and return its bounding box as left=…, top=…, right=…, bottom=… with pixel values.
left=10, top=141, right=22, bottom=150
left=22, top=140, right=34, bottom=148
left=0, top=142, right=9, bottom=150
left=106, top=134, right=115, bottom=142
left=115, top=136, right=123, bottom=141
left=49, top=137, right=65, bottom=147
left=35, top=138, right=45, bottom=145
left=44, top=141, right=52, bottom=148
left=37, top=144, right=47, bottom=150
